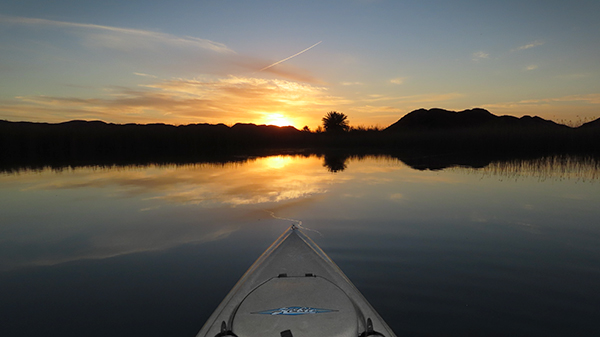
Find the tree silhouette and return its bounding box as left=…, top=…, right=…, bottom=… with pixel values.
left=322, top=111, right=349, bottom=133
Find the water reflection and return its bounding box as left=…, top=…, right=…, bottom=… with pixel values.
left=476, top=155, right=600, bottom=181
left=4, top=156, right=337, bottom=205
left=0, top=156, right=344, bottom=270
left=320, top=152, right=600, bottom=181
left=1, top=153, right=600, bottom=336
left=1, top=154, right=598, bottom=271
left=322, top=153, right=348, bottom=172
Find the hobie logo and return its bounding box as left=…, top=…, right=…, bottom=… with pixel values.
left=253, top=306, right=337, bottom=315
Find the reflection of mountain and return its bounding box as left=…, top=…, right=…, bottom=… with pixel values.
left=2, top=108, right=600, bottom=171
left=391, top=152, right=494, bottom=171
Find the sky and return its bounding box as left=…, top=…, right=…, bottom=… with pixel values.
left=1, top=0, right=599, bottom=129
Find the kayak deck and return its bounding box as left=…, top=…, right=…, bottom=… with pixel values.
left=196, top=225, right=396, bottom=337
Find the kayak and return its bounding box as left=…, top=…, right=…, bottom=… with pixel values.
left=196, top=224, right=397, bottom=337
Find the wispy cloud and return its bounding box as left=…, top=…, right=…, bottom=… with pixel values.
left=1, top=76, right=349, bottom=125
left=0, top=15, right=234, bottom=53
left=390, top=193, right=404, bottom=201
left=513, top=40, right=544, bottom=52
left=351, top=105, right=405, bottom=115
left=23, top=156, right=333, bottom=206
left=481, top=93, right=600, bottom=119
left=353, top=92, right=463, bottom=105
left=0, top=156, right=339, bottom=269
left=341, top=93, right=462, bottom=125
left=520, top=93, right=600, bottom=105
left=133, top=72, right=158, bottom=78
left=525, top=64, right=538, bottom=71
left=396, top=93, right=464, bottom=103
left=247, top=61, right=322, bottom=83
left=472, top=51, right=489, bottom=61
left=389, top=77, right=406, bottom=85
left=340, top=81, right=364, bottom=86
left=0, top=15, right=325, bottom=85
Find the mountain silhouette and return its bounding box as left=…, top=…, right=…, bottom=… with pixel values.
left=2, top=108, right=599, bottom=171
left=578, top=117, right=600, bottom=129
left=385, top=108, right=569, bottom=132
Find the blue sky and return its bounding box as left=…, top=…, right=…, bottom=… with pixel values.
left=1, top=0, right=599, bottom=128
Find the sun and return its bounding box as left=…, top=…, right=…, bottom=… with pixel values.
left=263, top=113, right=295, bottom=127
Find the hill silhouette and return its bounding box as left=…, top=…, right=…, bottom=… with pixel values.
left=385, top=108, right=569, bottom=132
left=1, top=108, right=599, bottom=171
left=0, top=120, right=308, bottom=169
left=380, top=108, right=599, bottom=156
left=579, top=117, right=600, bottom=129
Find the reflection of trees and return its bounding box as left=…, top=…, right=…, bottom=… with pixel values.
left=323, top=153, right=349, bottom=173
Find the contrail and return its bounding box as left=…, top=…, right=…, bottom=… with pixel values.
left=259, top=41, right=322, bottom=72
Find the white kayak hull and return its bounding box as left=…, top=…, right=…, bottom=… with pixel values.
left=196, top=225, right=397, bottom=337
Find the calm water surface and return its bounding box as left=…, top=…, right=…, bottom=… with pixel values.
left=1, top=155, right=599, bottom=336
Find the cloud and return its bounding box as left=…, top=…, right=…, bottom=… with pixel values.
left=254, top=63, right=322, bottom=83
left=472, top=51, right=489, bottom=61
left=351, top=105, right=405, bottom=114
left=397, top=93, right=464, bottom=103
left=480, top=93, right=600, bottom=120
left=390, top=193, right=403, bottom=201
left=525, top=94, right=600, bottom=105
left=0, top=15, right=234, bottom=53
left=0, top=155, right=344, bottom=269
left=340, top=81, right=364, bottom=86
left=19, top=155, right=335, bottom=207
left=525, top=64, right=538, bottom=71
left=340, top=93, right=462, bottom=125
left=221, top=52, right=322, bottom=84
left=1, top=15, right=326, bottom=94
left=389, top=77, right=406, bottom=85
left=133, top=72, right=158, bottom=78
left=513, top=40, right=544, bottom=52
left=0, top=16, right=324, bottom=83
left=1, top=76, right=350, bottom=125
left=350, top=92, right=463, bottom=106
left=502, top=94, right=600, bottom=105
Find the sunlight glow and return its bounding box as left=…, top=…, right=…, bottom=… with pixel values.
left=262, top=113, right=295, bottom=127
left=262, top=155, right=294, bottom=170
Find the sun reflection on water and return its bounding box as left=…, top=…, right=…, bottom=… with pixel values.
left=2, top=154, right=599, bottom=271
left=261, top=155, right=294, bottom=169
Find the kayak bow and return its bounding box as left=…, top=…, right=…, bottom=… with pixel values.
left=196, top=225, right=397, bottom=337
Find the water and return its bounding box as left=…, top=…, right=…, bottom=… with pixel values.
left=1, top=155, right=599, bottom=336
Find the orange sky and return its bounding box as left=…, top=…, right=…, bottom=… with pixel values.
left=1, top=2, right=599, bottom=129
